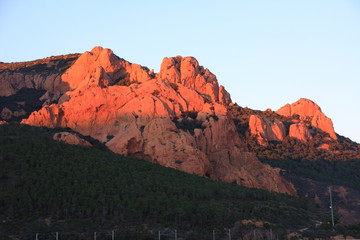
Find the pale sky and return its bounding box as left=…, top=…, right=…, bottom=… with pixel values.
left=1, top=0, right=359, bottom=143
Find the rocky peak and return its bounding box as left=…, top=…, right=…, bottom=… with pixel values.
left=276, top=98, right=322, bottom=118
left=157, top=56, right=231, bottom=105
left=276, top=98, right=337, bottom=140
left=60, top=46, right=153, bottom=91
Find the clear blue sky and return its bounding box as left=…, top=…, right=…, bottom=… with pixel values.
left=1, top=0, right=359, bottom=143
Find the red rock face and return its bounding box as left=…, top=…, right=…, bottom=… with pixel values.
left=20, top=46, right=296, bottom=195
left=289, top=123, right=312, bottom=142
left=249, top=115, right=286, bottom=146
left=157, top=56, right=231, bottom=104
left=277, top=98, right=337, bottom=140
left=61, top=46, right=153, bottom=91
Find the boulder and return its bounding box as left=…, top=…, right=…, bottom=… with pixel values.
left=53, top=132, right=92, bottom=147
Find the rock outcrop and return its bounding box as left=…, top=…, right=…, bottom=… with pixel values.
left=249, top=115, right=286, bottom=145
left=0, top=54, right=79, bottom=97
left=289, top=123, right=312, bottom=142
left=20, top=46, right=296, bottom=195
left=61, top=46, right=154, bottom=91
left=53, top=132, right=92, bottom=147
left=277, top=98, right=337, bottom=140
left=157, top=56, right=231, bottom=104
left=248, top=98, right=337, bottom=144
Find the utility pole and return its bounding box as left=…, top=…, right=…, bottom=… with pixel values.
left=112, top=230, right=115, bottom=240
left=228, top=229, right=231, bottom=240
left=329, top=187, right=335, bottom=227
left=158, top=230, right=161, bottom=240
left=212, top=230, right=215, bottom=240
left=55, top=232, right=59, bottom=240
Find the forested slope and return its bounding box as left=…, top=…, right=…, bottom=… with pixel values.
left=0, top=123, right=325, bottom=239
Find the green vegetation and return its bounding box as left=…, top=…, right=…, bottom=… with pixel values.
left=172, top=117, right=204, bottom=135
left=262, top=158, right=360, bottom=191
left=249, top=134, right=360, bottom=161
left=0, top=88, right=46, bottom=122
left=226, top=104, right=360, bottom=238
left=0, top=123, right=324, bottom=239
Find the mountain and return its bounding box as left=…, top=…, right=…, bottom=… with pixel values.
left=1, top=46, right=295, bottom=194
left=1, top=46, right=360, bottom=230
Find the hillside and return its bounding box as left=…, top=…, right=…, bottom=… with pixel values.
left=225, top=103, right=360, bottom=225
left=0, top=47, right=359, bottom=238
left=1, top=46, right=296, bottom=194
left=0, top=123, right=333, bottom=239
